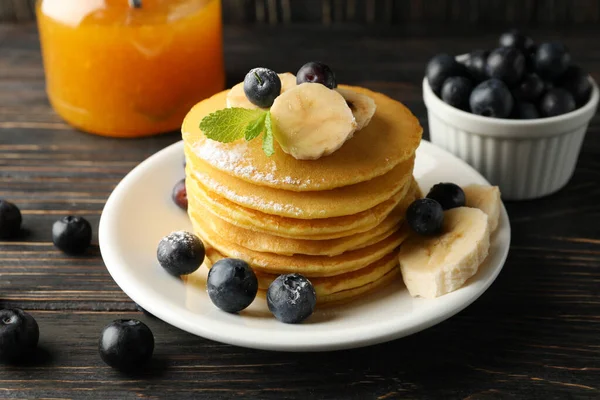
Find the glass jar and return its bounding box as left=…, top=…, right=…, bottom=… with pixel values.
left=36, top=0, right=225, bottom=138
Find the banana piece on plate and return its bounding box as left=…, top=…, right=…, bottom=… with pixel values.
left=399, top=207, right=490, bottom=299
left=270, top=82, right=358, bottom=160
left=463, top=184, right=501, bottom=232
left=336, top=87, right=377, bottom=131
left=226, top=72, right=296, bottom=109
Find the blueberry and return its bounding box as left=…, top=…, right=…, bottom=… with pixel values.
left=406, top=198, right=444, bottom=236
left=512, top=73, right=545, bottom=102
left=157, top=231, right=205, bottom=276
left=486, top=47, right=526, bottom=86
left=525, top=45, right=537, bottom=72
left=470, top=79, right=514, bottom=118
left=0, top=200, right=22, bottom=239
left=207, top=258, right=258, bottom=313
left=556, top=65, right=592, bottom=107
left=539, top=88, right=576, bottom=117
left=296, top=62, right=337, bottom=89
left=0, top=309, right=39, bottom=362
left=460, top=50, right=489, bottom=82
left=426, top=183, right=466, bottom=210
left=499, top=29, right=533, bottom=52
left=99, top=319, right=154, bottom=371
left=441, top=76, right=473, bottom=111
left=426, top=53, right=466, bottom=95
left=513, top=102, right=540, bottom=119
left=243, top=67, right=281, bottom=108
left=535, top=42, right=571, bottom=80
left=172, top=179, right=187, bottom=211
left=267, top=274, right=316, bottom=324
left=52, top=216, right=92, bottom=254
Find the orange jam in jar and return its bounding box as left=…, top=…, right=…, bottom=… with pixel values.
left=36, top=0, right=224, bottom=137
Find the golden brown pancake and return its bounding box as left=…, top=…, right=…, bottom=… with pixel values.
left=191, top=212, right=410, bottom=277
left=187, top=177, right=420, bottom=240
left=186, top=149, right=415, bottom=219
left=188, top=185, right=419, bottom=256
left=182, top=85, right=422, bottom=191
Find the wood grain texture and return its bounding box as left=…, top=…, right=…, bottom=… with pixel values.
left=0, top=23, right=599, bottom=399
left=4, top=0, right=600, bottom=24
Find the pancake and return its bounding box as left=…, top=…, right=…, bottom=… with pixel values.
left=188, top=177, right=421, bottom=240
left=191, top=212, right=410, bottom=277
left=189, top=185, right=418, bottom=256
left=186, top=149, right=415, bottom=219
left=316, top=268, right=400, bottom=306
left=204, top=246, right=400, bottom=304
left=182, top=85, right=422, bottom=192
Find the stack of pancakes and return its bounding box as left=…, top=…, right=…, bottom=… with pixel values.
left=182, top=86, right=423, bottom=305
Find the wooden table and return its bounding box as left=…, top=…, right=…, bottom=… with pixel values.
left=1, top=23, right=599, bottom=399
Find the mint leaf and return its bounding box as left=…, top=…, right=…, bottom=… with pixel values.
left=262, top=112, right=274, bottom=157
left=244, top=112, right=266, bottom=141
left=199, top=108, right=266, bottom=143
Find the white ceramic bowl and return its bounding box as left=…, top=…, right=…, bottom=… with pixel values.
left=423, top=74, right=599, bottom=200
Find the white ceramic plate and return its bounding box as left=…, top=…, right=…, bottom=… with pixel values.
left=99, top=140, right=510, bottom=352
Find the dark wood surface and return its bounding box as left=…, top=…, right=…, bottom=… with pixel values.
left=1, top=23, right=600, bottom=399
left=5, top=0, right=600, bottom=25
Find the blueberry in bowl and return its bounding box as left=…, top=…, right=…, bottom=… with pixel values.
left=469, top=79, right=514, bottom=118
left=486, top=47, right=526, bottom=86
left=426, top=53, right=467, bottom=95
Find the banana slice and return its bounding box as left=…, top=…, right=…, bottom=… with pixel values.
left=336, top=87, right=377, bottom=130
left=463, top=185, right=501, bottom=232
left=270, top=82, right=358, bottom=160
left=399, top=207, right=490, bottom=298
left=226, top=72, right=297, bottom=109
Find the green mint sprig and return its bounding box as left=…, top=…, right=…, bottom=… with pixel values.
left=199, top=108, right=275, bottom=157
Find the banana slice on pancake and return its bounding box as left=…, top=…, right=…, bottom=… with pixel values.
left=226, top=72, right=297, bottom=109
left=270, top=83, right=358, bottom=160
left=399, top=207, right=490, bottom=298
left=336, top=87, right=377, bottom=131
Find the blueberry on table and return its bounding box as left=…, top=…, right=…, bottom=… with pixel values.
left=99, top=319, right=154, bottom=371
left=534, top=42, right=571, bottom=80
left=486, top=47, right=526, bottom=86
left=426, top=53, right=466, bottom=95
left=499, top=29, right=534, bottom=52
left=157, top=231, right=205, bottom=276
left=556, top=65, right=592, bottom=107
left=539, top=88, right=576, bottom=117
left=470, top=79, right=514, bottom=118
left=296, top=62, right=337, bottom=89
left=426, top=183, right=466, bottom=210
left=406, top=198, right=444, bottom=236
left=172, top=179, right=187, bottom=211
left=0, top=199, right=22, bottom=239
left=267, top=274, right=316, bottom=324
left=460, top=50, right=489, bottom=82
left=243, top=67, right=282, bottom=108
left=207, top=258, right=258, bottom=313
left=0, top=309, right=39, bottom=362
left=513, top=102, right=540, bottom=119
left=441, top=76, right=473, bottom=111
left=512, top=73, right=545, bottom=102
left=52, top=216, right=92, bottom=254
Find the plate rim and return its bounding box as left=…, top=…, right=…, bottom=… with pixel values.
left=99, top=139, right=511, bottom=352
